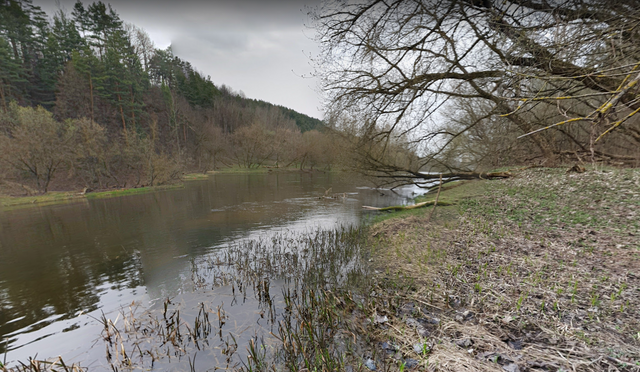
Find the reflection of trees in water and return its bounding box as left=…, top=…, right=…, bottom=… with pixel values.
left=101, top=227, right=369, bottom=371
left=0, top=172, right=408, bottom=359
left=0, top=203, right=147, bottom=353
left=0, top=239, right=143, bottom=354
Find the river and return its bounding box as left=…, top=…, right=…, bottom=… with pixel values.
left=0, top=171, right=418, bottom=369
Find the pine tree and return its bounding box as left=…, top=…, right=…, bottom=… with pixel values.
left=0, top=37, right=23, bottom=111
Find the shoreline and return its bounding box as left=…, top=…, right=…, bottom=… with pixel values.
left=0, top=167, right=335, bottom=210
left=357, top=166, right=640, bottom=371
left=0, top=183, right=185, bottom=210
left=2, top=166, right=638, bottom=371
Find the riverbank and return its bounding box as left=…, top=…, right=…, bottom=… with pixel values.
left=361, top=166, right=640, bottom=371
left=0, top=166, right=329, bottom=209
left=3, top=166, right=638, bottom=371
left=0, top=183, right=185, bottom=210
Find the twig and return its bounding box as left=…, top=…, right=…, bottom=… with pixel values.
left=412, top=297, right=445, bottom=311
left=427, top=174, right=443, bottom=222
left=3, top=337, right=7, bottom=369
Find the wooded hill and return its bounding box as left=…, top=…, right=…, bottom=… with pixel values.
left=0, top=0, right=332, bottom=194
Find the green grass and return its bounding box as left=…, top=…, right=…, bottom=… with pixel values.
left=211, top=165, right=297, bottom=174
left=0, top=184, right=187, bottom=210
left=0, top=182, right=189, bottom=209
left=463, top=167, right=640, bottom=232
left=210, top=164, right=339, bottom=174
left=182, top=172, right=211, bottom=180
left=368, top=205, right=434, bottom=224
left=0, top=191, right=85, bottom=209
left=415, top=179, right=487, bottom=204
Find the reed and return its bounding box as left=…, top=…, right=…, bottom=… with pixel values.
left=5, top=227, right=394, bottom=371
left=87, top=227, right=378, bottom=371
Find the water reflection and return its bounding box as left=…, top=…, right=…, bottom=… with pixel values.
left=0, top=171, right=416, bottom=366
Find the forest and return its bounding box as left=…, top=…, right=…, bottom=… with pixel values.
left=0, top=0, right=335, bottom=195
left=4, top=0, right=640, bottom=196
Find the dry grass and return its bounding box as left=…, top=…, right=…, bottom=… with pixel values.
left=0, top=356, right=85, bottom=372
left=366, top=167, right=640, bottom=371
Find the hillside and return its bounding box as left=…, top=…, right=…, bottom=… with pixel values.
left=0, top=0, right=333, bottom=195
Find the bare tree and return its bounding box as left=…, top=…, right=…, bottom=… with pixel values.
left=124, top=23, right=155, bottom=71
left=230, top=123, right=274, bottom=168
left=315, top=0, right=640, bottom=186
left=194, top=122, right=228, bottom=171
left=0, top=104, right=73, bottom=193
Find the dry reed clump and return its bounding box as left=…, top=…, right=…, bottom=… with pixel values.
left=76, top=228, right=373, bottom=371
left=366, top=167, right=640, bottom=372
left=4, top=227, right=375, bottom=372
left=0, top=356, right=85, bottom=372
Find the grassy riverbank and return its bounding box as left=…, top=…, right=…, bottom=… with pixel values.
left=209, top=165, right=333, bottom=174
left=4, top=166, right=638, bottom=372
left=0, top=166, right=330, bottom=210
left=0, top=183, right=185, bottom=209
left=361, top=166, right=640, bottom=371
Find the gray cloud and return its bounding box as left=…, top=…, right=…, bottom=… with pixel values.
left=172, top=31, right=250, bottom=54
left=36, top=0, right=323, bottom=118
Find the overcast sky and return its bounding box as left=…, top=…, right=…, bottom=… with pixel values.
left=36, top=0, right=324, bottom=119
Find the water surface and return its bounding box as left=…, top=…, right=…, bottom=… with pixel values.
left=0, top=171, right=417, bottom=367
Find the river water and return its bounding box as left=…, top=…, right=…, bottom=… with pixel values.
left=0, top=171, right=418, bottom=369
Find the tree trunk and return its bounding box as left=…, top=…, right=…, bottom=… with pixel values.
left=9, top=37, right=19, bottom=61
left=118, top=101, right=127, bottom=134
left=363, top=200, right=454, bottom=211
left=130, top=85, right=136, bottom=129
left=0, top=81, right=7, bottom=113
left=116, top=85, right=127, bottom=142
left=377, top=170, right=513, bottom=188
left=88, top=73, right=94, bottom=123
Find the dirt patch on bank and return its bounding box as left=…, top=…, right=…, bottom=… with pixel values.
left=366, top=167, right=640, bottom=371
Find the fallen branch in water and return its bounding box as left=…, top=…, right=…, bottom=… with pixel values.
left=372, top=170, right=513, bottom=188
left=362, top=200, right=454, bottom=212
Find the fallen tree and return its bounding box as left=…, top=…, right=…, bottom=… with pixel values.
left=317, top=0, right=640, bottom=188
left=371, top=168, right=512, bottom=190
left=363, top=199, right=454, bottom=211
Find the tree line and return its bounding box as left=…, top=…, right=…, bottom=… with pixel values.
left=0, top=0, right=336, bottom=195
left=316, top=0, right=640, bottom=187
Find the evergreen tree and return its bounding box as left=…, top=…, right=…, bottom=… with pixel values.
left=0, top=0, right=36, bottom=104
left=1, top=0, right=331, bottom=194
left=0, top=36, right=23, bottom=110
left=68, top=47, right=102, bottom=123
left=99, top=28, right=146, bottom=133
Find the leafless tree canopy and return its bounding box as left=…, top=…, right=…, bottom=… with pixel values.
left=315, top=0, right=640, bottom=186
